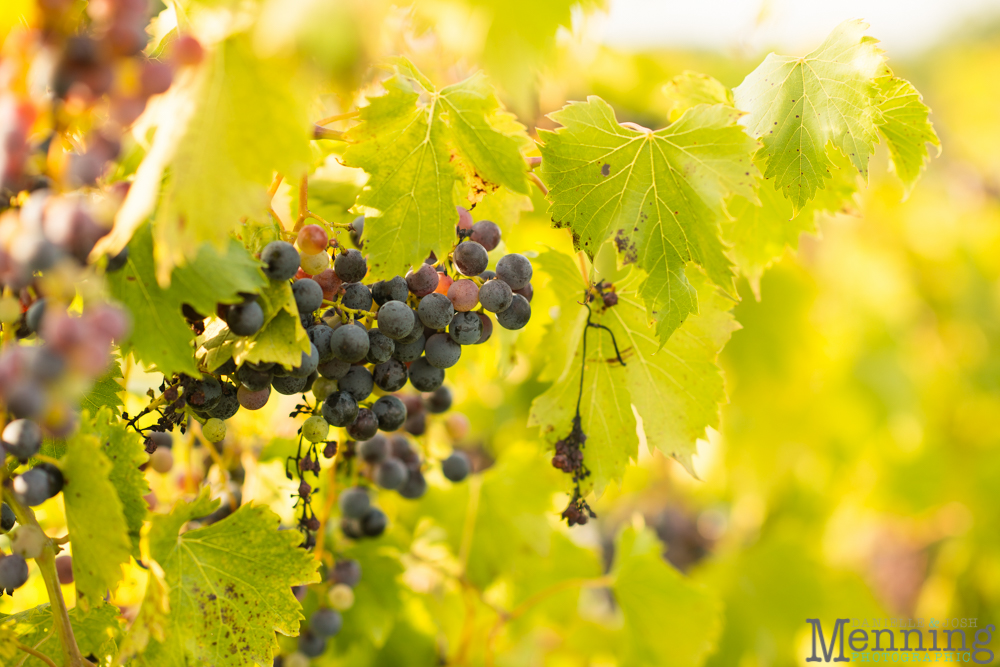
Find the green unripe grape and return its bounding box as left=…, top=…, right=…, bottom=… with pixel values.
left=203, top=418, right=226, bottom=443
left=327, top=583, right=355, bottom=611
left=303, top=415, right=329, bottom=443
left=312, top=377, right=336, bottom=402
left=284, top=653, right=310, bottom=667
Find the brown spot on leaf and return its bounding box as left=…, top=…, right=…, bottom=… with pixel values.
left=601, top=163, right=610, bottom=177
left=614, top=230, right=637, bottom=264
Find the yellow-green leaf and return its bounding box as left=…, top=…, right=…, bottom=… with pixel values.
left=539, top=97, right=757, bottom=343
left=733, top=20, right=885, bottom=210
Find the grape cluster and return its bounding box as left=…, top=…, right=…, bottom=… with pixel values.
left=158, top=211, right=529, bottom=472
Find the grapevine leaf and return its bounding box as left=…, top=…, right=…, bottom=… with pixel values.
left=876, top=75, right=941, bottom=195
left=107, top=223, right=267, bottom=376
left=732, top=20, right=885, bottom=210
left=724, top=149, right=859, bottom=295
left=535, top=248, right=590, bottom=383
left=538, top=97, right=757, bottom=342
left=200, top=278, right=310, bottom=370
left=611, top=525, right=722, bottom=667
left=530, top=264, right=738, bottom=488
left=612, top=269, right=738, bottom=476
left=135, top=491, right=319, bottom=667
left=79, top=407, right=150, bottom=558
left=104, top=35, right=311, bottom=280
left=1, top=602, right=122, bottom=667
left=663, top=71, right=733, bottom=122
left=80, top=352, right=124, bottom=417
left=343, top=60, right=531, bottom=281
left=107, top=224, right=197, bottom=375
left=62, top=425, right=133, bottom=609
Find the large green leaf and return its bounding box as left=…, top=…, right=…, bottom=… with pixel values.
left=611, top=525, right=722, bottom=667
left=108, top=35, right=312, bottom=280
left=107, top=223, right=267, bottom=376
left=538, top=97, right=757, bottom=343
left=133, top=491, right=319, bottom=667
left=343, top=60, right=531, bottom=281
left=1, top=601, right=122, bottom=667
left=530, top=261, right=738, bottom=487
left=61, top=427, right=133, bottom=609
left=732, top=20, right=885, bottom=210
left=876, top=74, right=941, bottom=195
left=79, top=407, right=150, bottom=558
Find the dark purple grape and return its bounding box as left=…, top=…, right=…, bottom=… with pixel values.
left=448, top=312, right=483, bottom=345
left=339, top=486, right=370, bottom=519
left=425, top=333, right=461, bottom=368
left=334, top=249, right=367, bottom=283
left=496, top=253, right=532, bottom=290
left=227, top=300, right=265, bottom=337
left=346, top=408, right=378, bottom=441
left=470, top=220, right=501, bottom=251
left=496, top=294, right=531, bottom=330
left=479, top=279, right=512, bottom=313
left=442, top=452, right=471, bottom=482
left=372, top=276, right=408, bottom=305
left=408, top=358, right=444, bottom=392
left=358, top=435, right=389, bottom=464
left=375, top=458, right=407, bottom=490
left=399, top=468, right=427, bottom=499
left=425, top=386, right=452, bottom=414
left=417, top=293, right=454, bottom=330
left=361, top=507, right=387, bottom=537
left=261, top=241, right=300, bottom=281
left=323, top=391, right=359, bottom=427
left=373, top=359, right=408, bottom=392
left=339, top=366, right=374, bottom=401
left=372, top=395, right=407, bottom=432
left=330, top=324, right=369, bottom=363
left=391, top=334, right=425, bottom=363
left=453, top=241, right=489, bottom=276
left=376, top=300, right=415, bottom=340
left=366, top=329, right=394, bottom=364
left=292, top=278, right=324, bottom=313
left=342, top=282, right=373, bottom=311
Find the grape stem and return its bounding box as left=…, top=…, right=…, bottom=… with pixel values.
left=314, top=110, right=359, bottom=126
left=528, top=172, right=548, bottom=196
left=526, top=156, right=542, bottom=170
left=312, top=126, right=350, bottom=142
left=14, top=640, right=59, bottom=667
left=3, top=490, right=93, bottom=667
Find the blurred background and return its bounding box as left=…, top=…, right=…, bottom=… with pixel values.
left=3, top=0, right=1000, bottom=664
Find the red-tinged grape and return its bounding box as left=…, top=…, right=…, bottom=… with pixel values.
left=172, top=34, right=205, bottom=67
left=406, top=263, right=438, bottom=297
left=140, top=61, right=173, bottom=97
left=447, top=279, right=479, bottom=312
left=238, top=384, right=271, bottom=410
left=434, top=272, right=453, bottom=295
left=313, top=268, right=343, bottom=300
left=297, top=224, right=329, bottom=254
left=56, top=555, right=74, bottom=584
left=445, top=412, right=470, bottom=440
left=515, top=284, right=533, bottom=302
left=457, top=206, right=473, bottom=231
left=149, top=447, right=174, bottom=473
